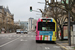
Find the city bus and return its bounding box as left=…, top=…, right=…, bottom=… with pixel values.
left=36, top=18, right=57, bottom=42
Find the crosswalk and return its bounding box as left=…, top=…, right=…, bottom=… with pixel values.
left=0, top=35, right=35, bottom=38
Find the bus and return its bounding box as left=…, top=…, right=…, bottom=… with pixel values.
left=36, top=18, right=57, bottom=42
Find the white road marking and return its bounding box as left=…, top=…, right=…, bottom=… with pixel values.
left=20, top=39, right=23, bottom=41
left=20, top=39, right=27, bottom=41
left=0, top=37, right=20, bottom=47
left=45, top=47, right=50, bottom=49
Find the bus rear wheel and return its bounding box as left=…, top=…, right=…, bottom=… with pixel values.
left=36, top=40, right=39, bottom=43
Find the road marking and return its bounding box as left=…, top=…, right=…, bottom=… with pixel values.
left=45, top=47, right=50, bottom=49
left=20, top=39, right=23, bottom=41
left=0, top=37, right=20, bottom=47
left=20, top=39, right=27, bottom=41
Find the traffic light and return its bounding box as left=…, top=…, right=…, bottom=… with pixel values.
left=30, top=6, right=32, bottom=12
left=62, top=0, right=69, bottom=4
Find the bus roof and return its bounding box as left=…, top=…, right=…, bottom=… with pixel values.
left=37, top=18, right=56, bottom=23
left=41, top=18, right=53, bottom=19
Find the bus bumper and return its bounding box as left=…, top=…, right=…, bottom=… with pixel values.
left=36, top=35, right=56, bottom=41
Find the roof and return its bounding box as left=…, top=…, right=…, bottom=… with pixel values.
left=0, top=6, right=3, bottom=9
left=29, top=18, right=34, bottom=19
left=4, top=8, right=11, bottom=14
left=41, top=17, right=53, bottom=19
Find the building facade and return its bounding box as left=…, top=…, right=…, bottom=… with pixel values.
left=0, top=6, right=14, bottom=32
left=0, top=6, right=14, bottom=25
left=28, top=18, right=34, bottom=31
left=14, top=21, right=28, bottom=30
left=20, top=21, right=28, bottom=30
left=32, top=19, right=37, bottom=31
left=28, top=18, right=37, bottom=31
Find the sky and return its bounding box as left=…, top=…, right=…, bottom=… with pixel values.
left=0, top=0, right=61, bottom=21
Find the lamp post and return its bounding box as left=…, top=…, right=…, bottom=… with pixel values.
left=68, top=0, right=71, bottom=46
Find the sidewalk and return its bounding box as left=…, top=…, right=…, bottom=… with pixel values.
left=56, top=39, right=75, bottom=50
left=0, top=32, right=15, bottom=34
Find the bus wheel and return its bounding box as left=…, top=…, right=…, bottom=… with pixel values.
left=36, top=40, right=38, bottom=43
left=54, top=41, right=56, bottom=44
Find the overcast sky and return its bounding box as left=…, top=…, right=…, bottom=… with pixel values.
left=0, top=0, right=61, bottom=21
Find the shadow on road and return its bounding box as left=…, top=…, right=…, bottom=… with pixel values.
left=36, top=41, right=56, bottom=44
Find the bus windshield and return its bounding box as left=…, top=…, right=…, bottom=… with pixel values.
left=38, top=22, right=55, bottom=31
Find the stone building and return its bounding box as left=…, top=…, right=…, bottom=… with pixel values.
left=0, top=6, right=14, bottom=32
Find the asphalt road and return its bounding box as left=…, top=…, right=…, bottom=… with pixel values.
left=0, top=32, right=64, bottom=50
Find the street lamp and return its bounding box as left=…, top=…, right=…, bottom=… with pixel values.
left=68, top=0, right=71, bottom=46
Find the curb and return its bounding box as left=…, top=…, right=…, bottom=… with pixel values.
left=0, top=33, right=15, bottom=34
left=56, top=43, right=74, bottom=50
left=56, top=43, right=68, bottom=50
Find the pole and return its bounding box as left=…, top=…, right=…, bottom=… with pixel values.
left=68, top=0, right=71, bottom=46
left=56, top=0, right=59, bottom=39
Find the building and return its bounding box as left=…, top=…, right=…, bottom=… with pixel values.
left=0, top=6, right=14, bottom=32
left=20, top=21, right=28, bottom=30
left=0, top=6, right=5, bottom=24
left=0, top=6, right=14, bottom=25
left=4, top=7, right=14, bottom=25
left=32, top=19, right=37, bottom=30
left=28, top=18, right=34, bottom=31
left=14, top=21, right=20, bottom=26
left=14, top=21, right=28, bottom=30
left=28, top=17, right=37, bottom=31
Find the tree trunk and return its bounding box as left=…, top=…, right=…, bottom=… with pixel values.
left=60, top=25, right=63, bottom=40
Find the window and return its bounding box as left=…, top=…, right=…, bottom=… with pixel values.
left=38, top=22, right=55, bottom=31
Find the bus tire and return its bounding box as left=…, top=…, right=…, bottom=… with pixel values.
left=36, top=40, right=38, bottom=43
left=54, top=41, right=56, bottom=44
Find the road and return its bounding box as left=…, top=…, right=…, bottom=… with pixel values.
left=0, top=32, right=64, bottom=50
